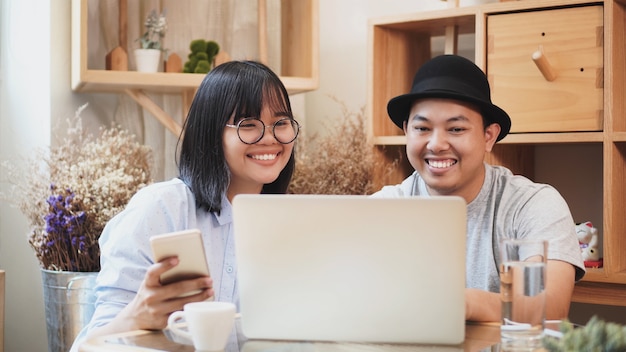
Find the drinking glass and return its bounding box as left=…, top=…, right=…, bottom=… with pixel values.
left=500, top=238, right=547, bottom=351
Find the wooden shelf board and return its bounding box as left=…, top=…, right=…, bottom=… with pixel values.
left=368, top=0, right=599, bottom=30
left=573, top=280, right=626, bottom=306
left=280, top=76, right=321, bottom=95
left=498, top=132, right=605, bottom=144
left=611, top=132, right=626, bottom=142
left=368, top=7, right=476, bottom=30
left=72, top=69, right=317, bottom=96
left=372, top=132, right=604, bottom=146
left=581, top=267, right=606, bottom=278
left=481, top=0, right=603, bottom=14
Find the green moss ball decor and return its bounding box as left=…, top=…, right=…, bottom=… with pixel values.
left=183, top=39, right=220, bottom=74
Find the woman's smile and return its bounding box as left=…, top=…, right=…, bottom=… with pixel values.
left=249, top=152, right=279, bottom=161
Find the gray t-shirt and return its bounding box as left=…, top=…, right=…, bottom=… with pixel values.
left=372, top=163, right=586, bottom=292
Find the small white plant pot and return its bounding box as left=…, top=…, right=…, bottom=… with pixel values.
left=134, top=48, right=161, bottom=72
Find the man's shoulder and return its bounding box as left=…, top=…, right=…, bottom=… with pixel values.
left=485, top=164, right=564, bottom=207
left=487, top=164, right=544, bottom=189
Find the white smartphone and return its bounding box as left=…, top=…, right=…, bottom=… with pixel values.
left=149, top=229, right=211, bottom=296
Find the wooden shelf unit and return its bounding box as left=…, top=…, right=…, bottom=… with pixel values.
left=367, top=0, right=626, bottom=306
left=71, top=0, right=319, bottom=135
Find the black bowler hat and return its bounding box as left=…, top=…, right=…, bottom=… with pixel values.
left=387, top=55, right=511, bottom=142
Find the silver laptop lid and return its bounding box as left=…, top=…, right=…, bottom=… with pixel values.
left=233, top=194, right=466, bottom=345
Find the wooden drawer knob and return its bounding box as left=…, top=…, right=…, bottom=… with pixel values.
left=531, top=47, right=557, bottom=82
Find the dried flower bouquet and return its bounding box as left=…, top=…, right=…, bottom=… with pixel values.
left=2, top=104, right=153, bottom=272
left=288, top=100, right=398, bottom=195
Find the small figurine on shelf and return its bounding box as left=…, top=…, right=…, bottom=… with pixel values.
left=135, top=9, right=168, bottom=72
left=575, top=221, right=603, bottom=268
left=183, top=39, right=221, bottom=73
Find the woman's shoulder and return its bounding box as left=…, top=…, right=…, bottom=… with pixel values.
left=103, top=178, right=199, bottom=239
left=123, top=178, right=195, bottom=213
left=132, top=178, right=191, bottom=200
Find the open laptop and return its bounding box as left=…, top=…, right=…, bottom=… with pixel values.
left=232, top=194, right=467, bottom=345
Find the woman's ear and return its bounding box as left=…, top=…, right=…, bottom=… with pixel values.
left=484, top=123, right=501, bottom=152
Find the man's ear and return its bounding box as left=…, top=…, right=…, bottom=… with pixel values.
left=403, top=120, right=408, bottom=134
left=485, top=123, right=501, bottom=152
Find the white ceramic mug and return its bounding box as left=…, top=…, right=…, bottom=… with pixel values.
left=167, top=301, right=236, bottom=351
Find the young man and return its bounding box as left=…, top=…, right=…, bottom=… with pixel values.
left=372, top=55, right=585, bottom=322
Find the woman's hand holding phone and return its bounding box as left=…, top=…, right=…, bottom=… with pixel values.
left=150, top=229, right=212, bottom=297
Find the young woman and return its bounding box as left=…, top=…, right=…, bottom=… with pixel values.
left=71, top=60, right=299, bottom=350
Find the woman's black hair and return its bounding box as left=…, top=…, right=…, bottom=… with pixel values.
left=176, top=60, right=295, bottom=213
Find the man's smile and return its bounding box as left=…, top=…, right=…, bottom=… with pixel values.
left=426, top=158, right=458, bottom=168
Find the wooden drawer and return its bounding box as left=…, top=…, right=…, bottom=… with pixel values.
left=487, top=5, right=603, bottom=133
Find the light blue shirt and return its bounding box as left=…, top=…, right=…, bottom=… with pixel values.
left=71, top=178, right=239, bottom=350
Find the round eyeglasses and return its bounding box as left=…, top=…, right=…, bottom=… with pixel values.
left=226, top=117, right=300, bottom=145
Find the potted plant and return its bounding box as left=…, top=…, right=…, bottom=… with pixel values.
left=1, top=104, right=153, bottom=352
left=135, top=9, right=168, bottom=72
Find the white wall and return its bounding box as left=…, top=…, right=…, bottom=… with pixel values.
left=0, top=1, right=51, bottom=351
left=0, top=1, right=119, bottom=350
left=0, top=0, right=489, bottom=350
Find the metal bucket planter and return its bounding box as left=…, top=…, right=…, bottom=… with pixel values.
left=41, top=269, right=98, bottom=352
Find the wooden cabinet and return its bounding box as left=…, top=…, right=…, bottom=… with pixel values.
left=70, top=0, right=319, bottom=135
left=488, top=5, right=604, bottom=133
left=367, top=0, right=626, bottom=306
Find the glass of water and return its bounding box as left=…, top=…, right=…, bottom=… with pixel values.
left=500, top=238, right=548, bottom=351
